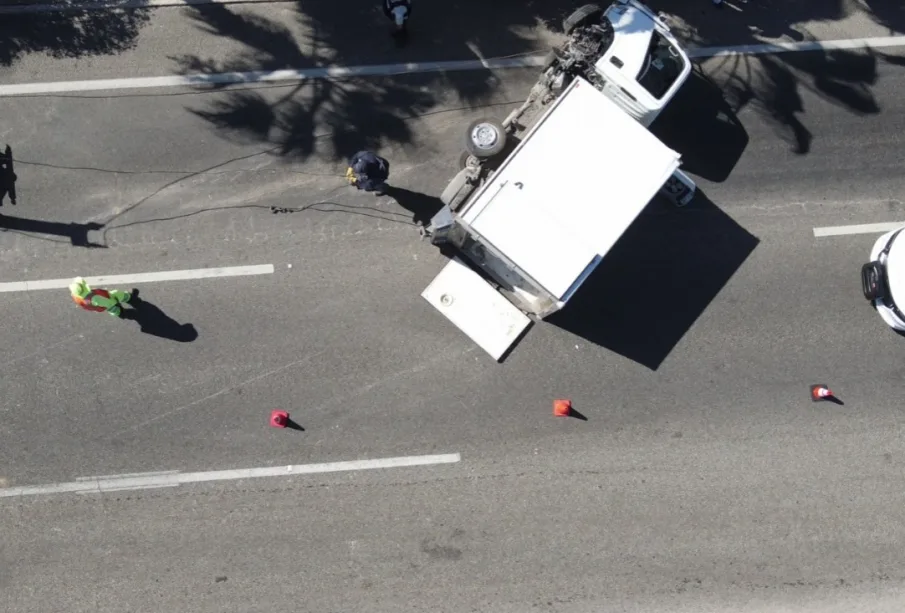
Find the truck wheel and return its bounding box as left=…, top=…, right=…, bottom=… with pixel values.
left=440, top=168, right=475, bottom=211
left=563, top=4, right=603, bottom=35
left=459, top=150, right=476, bottom=169
left=465, top=118, right=507, bottom=159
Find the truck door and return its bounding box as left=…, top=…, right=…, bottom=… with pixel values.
left=422, top=256, right=533, bottom=361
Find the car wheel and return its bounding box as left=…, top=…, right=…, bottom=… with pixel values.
left=464, top=118, right=507, bottom=159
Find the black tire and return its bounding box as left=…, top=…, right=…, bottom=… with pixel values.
left=563, top=4, right=603, bottom=35
left=458, top=150, right=475, bottom=169
left=464, top=118, right=507, bottom=159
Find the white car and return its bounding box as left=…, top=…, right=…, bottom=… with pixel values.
left=862, top=227, right=905, bottom=331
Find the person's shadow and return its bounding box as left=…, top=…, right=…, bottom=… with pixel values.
left=0, top=145, right=18, bottom=206
left=383, top=185, right=443, bottom=226
left=0, top=216, right=105, bottom=247
left=122, top=291, right=197, bottom=342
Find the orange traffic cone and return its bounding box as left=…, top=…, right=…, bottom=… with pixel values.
left=553, top=399, right=572, bottom=417
left=270, top=409, right=290, bottom=428
left=809, top=384, right=834, bottom=402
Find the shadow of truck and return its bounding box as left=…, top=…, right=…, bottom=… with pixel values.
left=548, top=191, right=759, bottom=370
left=650, top=70, right=749, bottom=183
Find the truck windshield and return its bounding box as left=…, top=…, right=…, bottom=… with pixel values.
left=636, top=31, right=686, bottom=100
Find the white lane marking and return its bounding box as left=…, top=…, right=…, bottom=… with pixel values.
left=3, top=35, right=905, bottom=97
left=0, top=264, right=274, bottom=292
left=0, top=0, right=292, bottom=15
left=688, top=35, right=905, bottom=58
left=76, top=470, right=181, bottom=481
left=0, top=454, right=462, bottom=498
left=813, top=222, right=905, bottom=238
left=0, top=57, right=547, bottom=96
left=76, top=470, right=182, bottom=494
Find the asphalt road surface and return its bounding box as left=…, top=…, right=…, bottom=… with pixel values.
left=4, top=2, right=905, bottom=612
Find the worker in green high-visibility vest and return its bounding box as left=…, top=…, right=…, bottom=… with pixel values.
left=69, top=277, right=133, bottom=317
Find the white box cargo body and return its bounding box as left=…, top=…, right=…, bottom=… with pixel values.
left=422, top=77, right=684, bottom=360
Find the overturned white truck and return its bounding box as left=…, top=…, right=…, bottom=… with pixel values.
left=422, top=1, right=696, bottom=360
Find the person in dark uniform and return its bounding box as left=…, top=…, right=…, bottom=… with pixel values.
left=346, top=151, right=390, bottom=196
left=382, top=0, right=411, bottom=39
left=0, top=145, right=17, bottom=207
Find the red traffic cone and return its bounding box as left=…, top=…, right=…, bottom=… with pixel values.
left=270, top=409, right=290, bottom=428
left=553, top=399, right=572, bottom=417
left=809, top=384, right=834, bottom=402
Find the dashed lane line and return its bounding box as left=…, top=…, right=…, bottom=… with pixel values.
left=813, top=222, right=905, bottom=238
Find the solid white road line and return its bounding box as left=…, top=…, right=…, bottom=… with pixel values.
left=0, top=0, right=293, bottom=15
left=687, top=35, right=905, bottom=58
left=0, top=264, right=275, bottom=293
left=813, top=222, right=905, bottom=238
left=0, top=57, right=548, bottom=96
left=2, top=35, right=905, bottom=97
left=75, top=470, right=182, bottom=493
left=0, top=453, right=462, bottom=498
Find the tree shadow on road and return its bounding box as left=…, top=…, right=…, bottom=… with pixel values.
left=172, top=1, right=591, bottom=163
left=172, top=2, right=433, bottom=161
left=859, top=0, right=905, bottom=34
left=648, top=0, right=896, bottom=156
left=170, top=0, right=905, bottom=185
left=123, top=294, right=197, bottom=343
left=722, top=41, right=885, bottom=155
left=548, top=192, right=759, bottom=370
left=0, top=8, right=150, bottom=67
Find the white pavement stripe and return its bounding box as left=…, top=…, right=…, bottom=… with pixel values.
left=3, top=35, right=905, bottom=96
left=0, top=264, right=274, bottom=293
left=76, top=470, right=180, bottom=481
left=0, top=57, right=548, bottom=96
left=0, top=453, right=462, bottom=498
left=688, top=35, right=905, bottom=58
left=0, top=0, right=293, bottom=15
left=813, top=222, right=905, bottom=238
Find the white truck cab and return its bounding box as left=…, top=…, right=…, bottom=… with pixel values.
left=557, top=0, right=692, bottom=127
left=862, top=227, right=905, bottom=332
